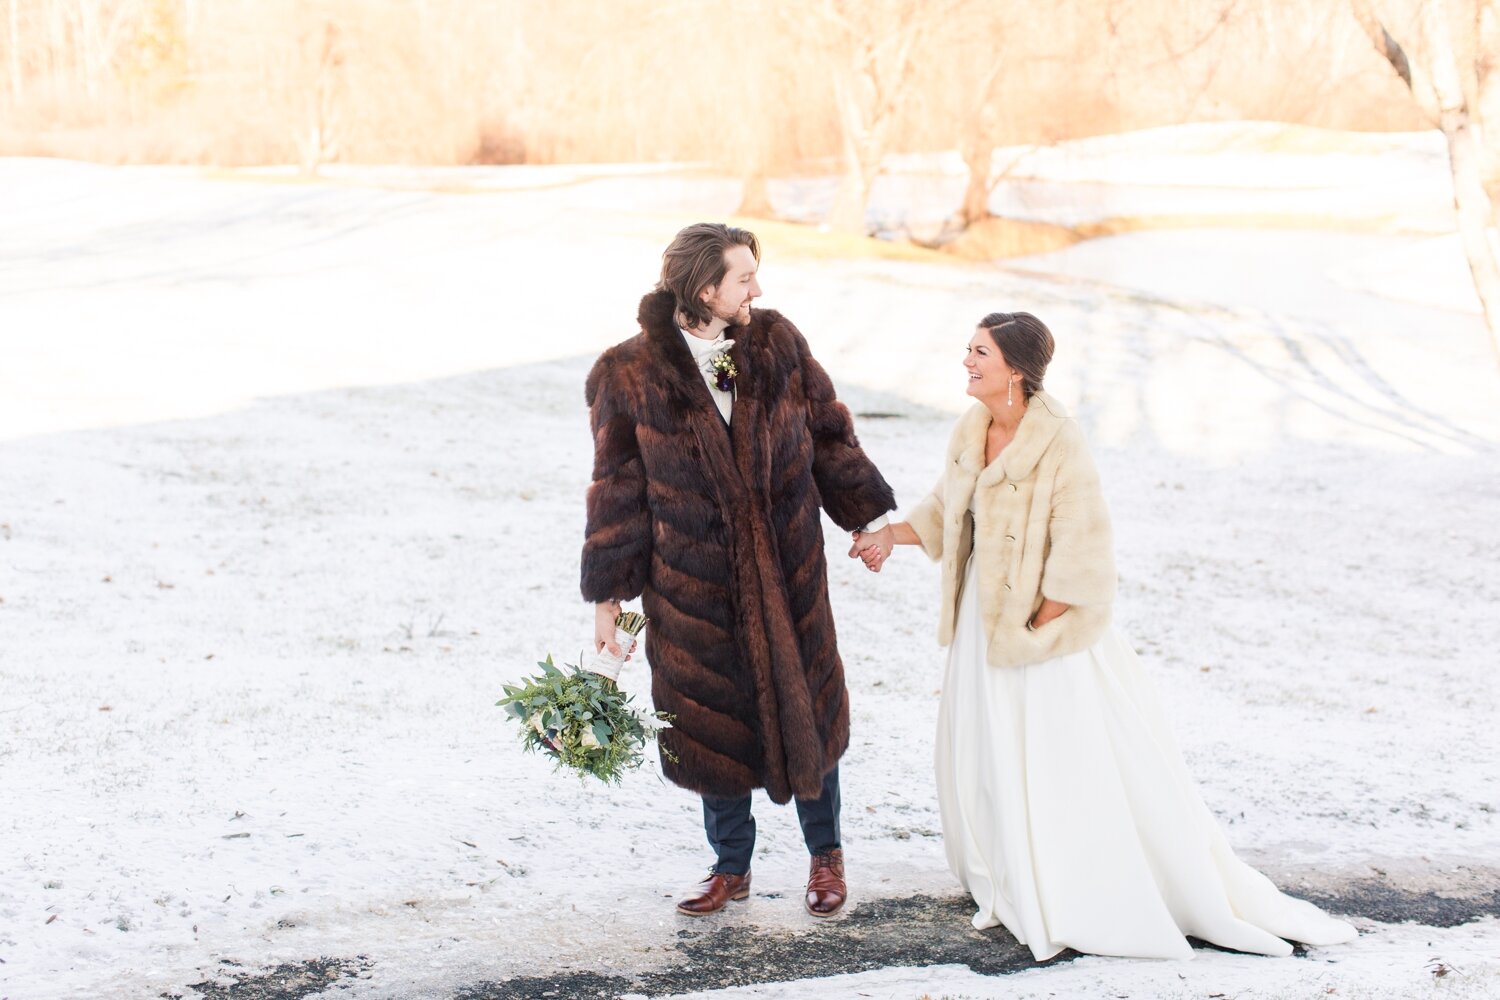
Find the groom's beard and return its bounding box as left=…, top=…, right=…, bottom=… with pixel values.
left=721, top=303, right=752, bottom=329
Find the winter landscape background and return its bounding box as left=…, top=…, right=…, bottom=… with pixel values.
left=1, top=117, right=1498, bottom=999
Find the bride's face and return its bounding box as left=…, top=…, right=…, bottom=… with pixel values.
left=964, top=327, right=1018, bottom=401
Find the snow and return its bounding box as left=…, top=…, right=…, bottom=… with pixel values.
left=1, top=123, right=1497, bottom=999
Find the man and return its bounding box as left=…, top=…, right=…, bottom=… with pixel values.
left=581, top=222, right=896, bottom=917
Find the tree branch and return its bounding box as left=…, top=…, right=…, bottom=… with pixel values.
left=1349, top=0, right=1439, bottom=122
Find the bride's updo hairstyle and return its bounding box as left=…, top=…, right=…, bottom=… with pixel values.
left=979, top=312, right=1055, bottom=400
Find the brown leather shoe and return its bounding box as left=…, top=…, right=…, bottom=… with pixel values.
left=805, top=848, right=846, bottom=917
left=676, top=869, right=751, bottom=916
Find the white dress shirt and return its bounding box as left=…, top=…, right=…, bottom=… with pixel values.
left=680, top=327, right=735, bottom=423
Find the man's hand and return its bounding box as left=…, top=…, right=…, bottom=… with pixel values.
left=595, top=601, right=635, bottom=660
left=848, top=525, right=895, bottom=573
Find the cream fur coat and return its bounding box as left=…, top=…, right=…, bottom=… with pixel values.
left=906, top=392, right=1116, bottom=668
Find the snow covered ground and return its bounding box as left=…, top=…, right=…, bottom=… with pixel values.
left=1, top=124, right=1497, bottom=999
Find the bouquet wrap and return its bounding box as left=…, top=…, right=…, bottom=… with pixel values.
left=584, top=611, right=647, bottom=681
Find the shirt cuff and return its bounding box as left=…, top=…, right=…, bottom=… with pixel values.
left=859, top=514, right=890, bottom=534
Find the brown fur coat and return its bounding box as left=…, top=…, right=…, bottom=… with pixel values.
left=581, top=289, right=895, bottom=803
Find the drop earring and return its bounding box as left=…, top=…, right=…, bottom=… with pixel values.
left=1007, top=377, right=1014, bottom=407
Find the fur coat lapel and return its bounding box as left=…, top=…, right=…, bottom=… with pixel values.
left=636, top=289, right=747, bottom=496
left=638, top=290, right=730, bottom=422
left=636, top=289, right=794, bottom=503
left=953, top=392, right=1070, bottom=489
left=636, top=287, right=785, bottom=412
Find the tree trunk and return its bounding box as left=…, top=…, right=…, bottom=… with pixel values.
left=1354, top=0, right=1500, bottom=363
left=1439, top=108, right=1500, bottom=357
left=822, top=9, right=924, bottom=238
left=46, top=0, right=65, bottom=100
left=826, top=69, right=876, bottom=235
left=735, top=130, right=775, bottom=218
left=1425, top=1, right=1500, bottom=362
left=737, top=171, right=775, bottom=218
left=827, top=167, right=872, bottom=236
left=7, top=0, right=21, bottom=105
left=959, top=139, right=994, bottom=227
left=300, top=20, right=343, bottom=176
left=74, top=0, right=99, bottom=103
left=1474, top=0, right=1500, bottom=229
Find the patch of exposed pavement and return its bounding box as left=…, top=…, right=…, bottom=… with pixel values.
left=166, top=878, right=1500, bottom=1000
left=162, top=956, right=374, bottom=1000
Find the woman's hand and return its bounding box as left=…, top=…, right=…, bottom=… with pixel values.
left=1029, top=598, right=1070, bottom=630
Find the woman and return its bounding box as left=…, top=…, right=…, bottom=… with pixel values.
left=856, top=312, right=1356, bottom=961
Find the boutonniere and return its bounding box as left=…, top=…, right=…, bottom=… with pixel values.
left=709, top=351, right=738, bottom=392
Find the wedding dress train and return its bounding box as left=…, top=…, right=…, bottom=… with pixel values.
left=935, top=554, right=1357, bottom=961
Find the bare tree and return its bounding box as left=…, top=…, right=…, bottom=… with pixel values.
left=1353, top=0, right=1500, bottom=363
left=943, top=3, right=1052, bottom=230
left=813, top=0, right=938, bottom=236
left=724, top=0, right=781, bottom=218
left=71, top=0, right=136, bottom=104
left=1468, top=1, right=1500, bottom=222
left=298, top=17, right=345, bottom=175
left=954, top=59, right=1004, bottom=228
left=7, top=0, right=22, bottom=104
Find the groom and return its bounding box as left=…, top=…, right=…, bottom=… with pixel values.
left=581, top=222, right=896, bottom=917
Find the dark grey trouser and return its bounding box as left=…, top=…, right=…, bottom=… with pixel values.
left=700, top=765, right=841, bottom=875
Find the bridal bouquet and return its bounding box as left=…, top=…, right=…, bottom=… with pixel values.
left=496, top=612, right=673, bottom=784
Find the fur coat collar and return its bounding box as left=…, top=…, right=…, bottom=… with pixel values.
left=952, top=392, right=1071, bottom=485
left=635, top=288, right=796, bottom=426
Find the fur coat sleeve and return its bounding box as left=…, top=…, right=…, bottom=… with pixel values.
left=905, top=476, right=946, bottom=561
left=793, top=330, right=896, bottom=531
left=579, top=352, right=651, bottom=603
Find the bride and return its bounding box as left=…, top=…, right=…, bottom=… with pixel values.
left=852, top=311, right=1357, bottom=960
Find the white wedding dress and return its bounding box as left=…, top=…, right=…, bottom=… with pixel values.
left=935, top=546, right=1358, bottom=961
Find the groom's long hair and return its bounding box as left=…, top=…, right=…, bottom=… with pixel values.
left=659, top=223, right=761, bottom=330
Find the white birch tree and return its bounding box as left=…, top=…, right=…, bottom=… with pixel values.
left=1352, top=0, right=1500, bottom=363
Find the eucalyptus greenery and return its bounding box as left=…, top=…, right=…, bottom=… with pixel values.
left=497, top=655, right=674, bottom=784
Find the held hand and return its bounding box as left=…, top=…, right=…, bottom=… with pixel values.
left=850, top=526, right=894, bottom=573
left=849, top=532, right=881, bottom=571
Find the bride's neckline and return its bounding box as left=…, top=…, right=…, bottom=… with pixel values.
left=984, top=411, right=1025, bottom=466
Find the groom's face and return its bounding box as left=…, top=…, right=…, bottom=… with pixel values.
left=699, top=245, right=762, bottom=327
